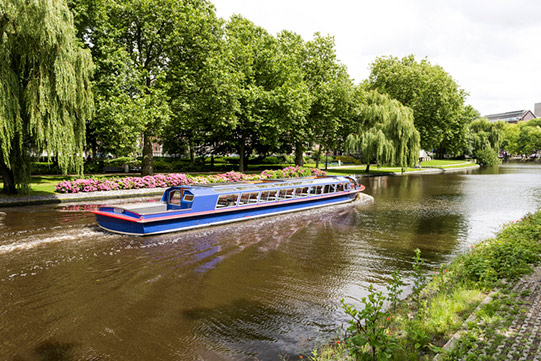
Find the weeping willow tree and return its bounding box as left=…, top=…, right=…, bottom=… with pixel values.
left=346, top=89, right=420, bottom=172
left=0, top=0, right=93, bottom=194
left=468, top=118, right=505, bottom=166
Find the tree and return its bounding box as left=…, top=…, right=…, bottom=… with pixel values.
left=72, top=0, right=220, bottom=174
left=222, top=15, right=282, bottom=172
left=163, top=1, right=235, bottom=164
left=97, top=0, right=185, bottom=175
left=265, top=31, right=310, bottom=165
left=439, top=105, right=480, bottom=156
left=467, top=118, right=505, bottom=166
left=346, top=89, right=420, bottom=172
left=303, top=34, right=353, bottom=168
left=516, top=119, right=541, bottom=155
left=504, top=118, right=541, bottom=156
left=0, top=0, right=93, bottom=194
left=367, top=55, right=467, bottom=154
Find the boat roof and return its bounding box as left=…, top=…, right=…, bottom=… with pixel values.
left=170, top=176, right=352, bottom=195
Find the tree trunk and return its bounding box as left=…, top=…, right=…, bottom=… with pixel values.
left=0, top=156, right=17, bottom=195
left=188, top=141, right=195, bottom=166
left=141, top=131, right=154, bottom=176
left=315, top=144, right=321, bottom=169
left=239, top=134, right=245, bottom=173
left=324, top=146, right=328, bottom=171
left=365, top=163, right=370, bottom=173
left=91, top=140, right=98, bottom=163
left=294, top=142, right=304, bottom=166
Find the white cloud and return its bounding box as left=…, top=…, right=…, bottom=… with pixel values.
left=211, top=0, right=541, bottom=115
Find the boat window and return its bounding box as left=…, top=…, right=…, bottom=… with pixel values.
left=311, top=185, right=323, bottom=195
left=296, top=186, right=309, bottom=197
left=169, top=190, right=182, bottom=205
left=183, top=194, right=194, bottom=202
left=278, top=188, right=295, bottom=200
left=216, top=194, right=239, bottom=208
left=215, top=187, right=238, bottom=193
left=259, top=190, right=277, bottom=202
left=239, top=192, right=259, bottom=205
left=348, top=178, right=357, bottom=189
left=323, top=184, right=335, bottom=194
left=336, top=183, right=345, bottom=192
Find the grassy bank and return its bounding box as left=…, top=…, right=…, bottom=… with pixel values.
left=308, top=209, right=541, bottom=361
left=0, top=160, right=477, bottom=197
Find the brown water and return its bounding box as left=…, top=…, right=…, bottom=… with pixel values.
left=1, top=164, right=540, bottom=360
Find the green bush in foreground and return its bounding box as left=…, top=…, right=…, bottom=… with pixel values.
left=457, top=212, right=541, bottom=285
left=309, top=209, right=541, bottom=361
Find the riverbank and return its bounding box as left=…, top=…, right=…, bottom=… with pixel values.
left=0, top=163, right=479, bottom=207
left=310, top=208, right=541, bottom=360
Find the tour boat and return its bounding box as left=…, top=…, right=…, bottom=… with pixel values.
left=92, top=175, right=365, bottom=236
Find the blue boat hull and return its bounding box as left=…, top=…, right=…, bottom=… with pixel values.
left=95, top=191, right=359, bottom=236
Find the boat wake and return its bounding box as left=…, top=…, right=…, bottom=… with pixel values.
left=0, top=227, right=110, bottom=255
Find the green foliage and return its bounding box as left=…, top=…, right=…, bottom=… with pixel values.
left=260, top=155, right=295, bottom=164
left=503, top=118, right=541, bottom=155
left=467, top=118, right=504, bottom=166
left=341, top=286, right=398, bottom=360
left=412, top=248, right=427, bottom=309
left=314, top=155, right=335, bottom=163
left=335, top=156, right=363, bottom=165
left=0, top=0, right=93, bottom=193
left=310, top=342, right=354, bottom=361
left=104, top=157, right=140, bottom=167
left=346, top=89, right=420, bottom=171
left=163, top=0, right=234, bottom=162
left=74, top=0, right=217, bottom=172
left=304, top=35, right=354, bottom=165
left=367, top=55, right=469, bottom=153
left=474, top=147, right=500, bottom=167
left=386, top=270, right=403, bottom=314
left=457, top=212, right=541, bottom=285
left=31, top=162, right=63, bottom=176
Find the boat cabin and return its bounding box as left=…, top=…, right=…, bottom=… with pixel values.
left=160, top=176, right=358, bottom=213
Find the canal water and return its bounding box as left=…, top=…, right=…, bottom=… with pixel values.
left=1, top=164, right=540, bottom=360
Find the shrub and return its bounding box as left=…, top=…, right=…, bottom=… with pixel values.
left=283, top=154, right=295, bottom=164
left=261, top=156, right=281, bottom=164
left=458, top=212, right=541, bottom=285
left=336, top=155, right=362, bottom=165
left=104, top=157, right=140, bottom=167
left=224, top=156, right=239, bottom=164
left=31, top=162, right=63, bottom=175
left=259, top=155, right=295, bottom=164
left=475, top=147, right=500, bottom=167
left=260, top=166, right=326, bottom=179
left=55, top=167, right=325, bottom=193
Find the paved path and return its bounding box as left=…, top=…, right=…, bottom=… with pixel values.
left=0, top=187, right=167, bottom=207
left=437, top=267, right=541, bottom=360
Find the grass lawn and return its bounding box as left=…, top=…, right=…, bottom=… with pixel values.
left=324, top=166, right=422, bottom=176
left=0, top=176, right=68, bottom=197
left=421, top=159, right=475, bottom=167
left=1, top=160, right=478, bottom=197
left=0, top=175, right=119, bottom=197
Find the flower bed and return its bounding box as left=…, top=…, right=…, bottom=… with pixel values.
left=55, top=166, right=325, bottom=193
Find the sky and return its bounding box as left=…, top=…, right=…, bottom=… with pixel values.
left=211, top=0, right=541, bottom=116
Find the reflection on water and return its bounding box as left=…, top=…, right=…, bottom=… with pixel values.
left=0, top=164, right=540, bottom=360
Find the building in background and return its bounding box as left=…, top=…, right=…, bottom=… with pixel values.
left=484, top=109, right=536, bottom=124
left=534, top=102, right=541, bottom=118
